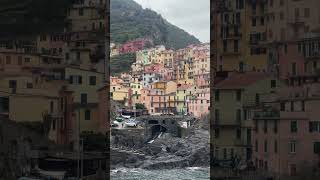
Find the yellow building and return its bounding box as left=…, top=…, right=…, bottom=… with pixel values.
left=0, top=71, right=71, bottom=144
left=151, top=81, right=177, bottom=94
left=65, top=66, right=104, bottom=133
left=110, top=85, right=129, bottom=102
left=212, top=72, right=280, bottom=161
left=213, top=0, right=268, bottom=72
left=67, top=0, right=106, bottom=32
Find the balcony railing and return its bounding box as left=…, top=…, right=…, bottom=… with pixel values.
left=253, top=110, right=280, bottom=119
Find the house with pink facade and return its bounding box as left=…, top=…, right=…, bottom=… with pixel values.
left=252, top=76, right=320, bottom=178
left=188, top=88, right=210, bottom=118
left=119, top=38, right=152, bottom=54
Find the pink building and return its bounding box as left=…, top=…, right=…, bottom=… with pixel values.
left=161, top=68, right=174, bottom=81
left=110, top=76, right=124, bottom=85
left=194, top=72, right=210, bottom=89
left=188, top=88, right=210, bottom=118
left=278, top=42, right=305, bottom=80
left=252, top=78, right=320, bottom=178
left=140, top=88, right=151, bottom=112
left=119, top=38, right=151, bottom=54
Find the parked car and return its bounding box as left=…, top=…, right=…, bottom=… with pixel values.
left=125, top=119, right=138, bottom=127
left=152, top=113, right=162, bottom=116
left=115, top=117, right=124, bottom=122
left=111, top=123, right=118, bottom=127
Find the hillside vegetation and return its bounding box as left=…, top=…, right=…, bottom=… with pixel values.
left=110, top=0, right=200, bottom=50
left=110, top=53, right=136, bottom=75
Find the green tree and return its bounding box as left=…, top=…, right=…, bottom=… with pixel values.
left=135, top=103, right=146, bottom=109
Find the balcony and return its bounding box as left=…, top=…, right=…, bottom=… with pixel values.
left=253, top=110, right=280, bottom=119
left=212, top=120, right=241, bottom=127
left=280, top=111, right=308, bottom=119
left=221, top=51, right=241, bottom=56
left=223, top=34, right=242, bottom=40
left=288, top=17, right=305, bottom=27
left=234, top=139, right=251, bottom=147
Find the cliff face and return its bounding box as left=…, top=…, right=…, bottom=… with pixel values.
left=110, top=0, right=201, bottom=49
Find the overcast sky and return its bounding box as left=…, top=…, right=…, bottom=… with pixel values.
left=133, top=0, right=210, bottom=43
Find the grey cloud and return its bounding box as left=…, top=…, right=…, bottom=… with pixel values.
left=133, top=0, right=210, bottom=43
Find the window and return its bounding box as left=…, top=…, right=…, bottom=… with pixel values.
left=215, top=90, right=220, bottom=101
left=255, top=140, right=258, bottom=152
left=89, top=76, right=96, bottom=85
left=295, top=8, right=299, bottom=19
left=65, top=53, right=69, bottom=60
left=6, top=56, right=11, bottom=64
left=27, top=83, right=33, bottom=89
left=291, top=121, right=297, bottom=133
left=243, top=109, right=247, bottom=120
left=78, top=76, right=82, bottom=84
left=289, top=141, right=296, bottom=153
left=18, top=56, right=22, bottom=65
left=290, top=164, right=297, bottom=176
left=271, top=80, right=277, bottom=88
left=24, top=58, right=30, bottom=63
left=77, top=52, right=81, bottom=60
left=85, top=110, right=91, bottom=120
left=223, top=148, right=227, bottom=160
left=239, top=0, right=244, bottom=9
left=254, top=120, right=259, bottom=133
left=264, top=140, right=268, bottom=153
left=301, top=101, right=305, bottom=111
left=274, top=140, right=278, bottom=153
left=291, top=101, right=294, bottom=111
left=264, top=120, right=268, bottom=133
left=304, top=8, right=310, bottom=18
left=239, top=62, right=244, bottom=72
left=223, top=40, right=227, bottom=52
left=280, top=0, right=284, bottom=6
left=274, top=120, right=278, bottom=133
left=255, top=93, right=260, bottom=105
left=9, top=80, right=17, bottom=88
left=215, top=128, right=220, bottom=138
left=236, top=90, right=241, bottom=101
left=280, top=12, right=284, bottom=20
left=264, top=161, right=268, bottom=171
left=50, top=101, right=54, bottom=113
left=69, top=75, right=74, bottom=84
left=309, top=121, right=320, bottom=132
left=215, top=109, right=220, bottom=123
left=236, top=109, right=241, bottom=123
left=314, top=142, right=320, bottom=154
left=260, top=17, right=264, bottom=25
left=0, top=97, right=9, bottom=112
left=79, top=8, right=84, bottom=16
left=81, top=93, right=87, bottom=105
left=52, top=119, right=56, bottom=130
left=234, top=40, right=239, bottom=52
left=284, top=44, right=288, bottom=54
left=236, top=129, right=241, bottom=139
left=252, top=18, right=256, bottom=26
left=230, top=148, right=234, bottom=158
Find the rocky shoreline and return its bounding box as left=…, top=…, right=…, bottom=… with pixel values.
left=110, top=128, right=210, bottom=170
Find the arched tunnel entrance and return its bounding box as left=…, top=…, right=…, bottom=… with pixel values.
left=151, top=125, right=167, bottom=138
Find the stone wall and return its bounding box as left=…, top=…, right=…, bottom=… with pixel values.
left=0, top=116, right=54, bottom=179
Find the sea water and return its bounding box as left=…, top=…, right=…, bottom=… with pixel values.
left=111, top=167, right=209, bottom=180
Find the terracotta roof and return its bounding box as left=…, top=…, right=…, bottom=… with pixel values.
left=214, top=72, right=270, bottom=89
left=177, top=84, right=192, bottom=90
